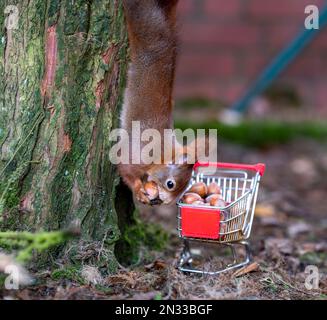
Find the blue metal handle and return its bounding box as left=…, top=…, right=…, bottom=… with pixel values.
left=230, top=5, right=327, bottom=113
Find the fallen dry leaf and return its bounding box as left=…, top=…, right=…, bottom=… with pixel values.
left=297, top=242, right=327, bottom=255
left=145, top=260, right=167, bottom=271
left=232, top=262, right=260, bottom=278
left=287, top=221, right=312, bottom=238
left=107, top=272, right=137, bottom=287
left=255, top=204, right=275, bottom=217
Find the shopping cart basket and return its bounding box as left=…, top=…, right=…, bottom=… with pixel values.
left=177, top=162, right=265, bottom=275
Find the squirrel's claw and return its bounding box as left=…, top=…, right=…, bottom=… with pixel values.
left=135, top=187, right=151, bottom=205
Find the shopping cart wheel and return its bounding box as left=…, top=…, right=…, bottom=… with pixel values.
left=179, top=241, right=192, bottom=264
left=178, top=240, right=193, bottom=273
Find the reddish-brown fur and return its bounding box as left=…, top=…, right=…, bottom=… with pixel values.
left=119, top=0, right=195, bottom=205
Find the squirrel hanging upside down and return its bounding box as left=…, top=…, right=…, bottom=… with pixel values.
left=119, top=0, right=207, bottom=206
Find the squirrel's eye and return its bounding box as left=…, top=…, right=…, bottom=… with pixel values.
left=166, top=179, right=175, bottom=190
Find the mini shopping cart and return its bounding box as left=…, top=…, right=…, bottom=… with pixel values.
left=177, top=162, right=265, bottom=275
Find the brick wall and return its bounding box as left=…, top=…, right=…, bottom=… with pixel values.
left=175, top=0, right=327, bottom=112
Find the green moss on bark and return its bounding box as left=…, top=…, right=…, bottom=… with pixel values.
left=115, top=209, right=168, bottom=266
left=0, top=0, right=129, bottom=272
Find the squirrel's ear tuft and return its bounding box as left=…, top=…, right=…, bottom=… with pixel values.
left=181, top=140, right=199, bottom=165
left=177, top=149, right=196, bottom=168
left=141, top=173, right=149, bottom=183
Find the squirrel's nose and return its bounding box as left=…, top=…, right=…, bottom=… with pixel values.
left=150, top=198, right=163, bottom=206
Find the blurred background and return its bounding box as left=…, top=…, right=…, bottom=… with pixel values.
left=174, top=0, right=327, bottom=121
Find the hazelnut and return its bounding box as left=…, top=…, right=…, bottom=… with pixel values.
left=188, top=182, right=207, bottom=198
left=192, top=200, right=205, bottom=206
left=144, top=181, right=159, bottom=200
left=211, top=198, right=226, bottom=208
left=207, top=182, right=221, bottom=195
left=205, top=194, right=223, bottom=206
left=182, top=192, right=202, bottom=204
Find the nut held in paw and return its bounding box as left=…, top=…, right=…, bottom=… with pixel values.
left=144, top=181, right=159, bottom=200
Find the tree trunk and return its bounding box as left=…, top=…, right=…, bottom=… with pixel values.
left=0, top=0, right=129, bottom=271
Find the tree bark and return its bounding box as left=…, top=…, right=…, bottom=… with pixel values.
left=0, top=0, right=129, bottom=270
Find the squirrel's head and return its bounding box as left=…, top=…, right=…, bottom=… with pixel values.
left=145, top=162, right=194, bottom=205
left=143, top=135, right=216, bottom=205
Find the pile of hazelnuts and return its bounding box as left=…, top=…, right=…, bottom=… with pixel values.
left=181, top=182, right=226, bottom=207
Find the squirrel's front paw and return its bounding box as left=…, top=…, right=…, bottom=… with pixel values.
left=135, top=187, right=151, bottom=205
left=134, top=180, right=163, bottom=205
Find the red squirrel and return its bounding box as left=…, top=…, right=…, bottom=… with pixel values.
left=119, top=0, right=202, bottom=206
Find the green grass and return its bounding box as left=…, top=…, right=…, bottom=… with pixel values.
left=175, top=120, right=327, bottom=148
left=176, top=97, right=223, bottom=109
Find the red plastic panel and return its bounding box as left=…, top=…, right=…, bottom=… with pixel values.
left=181, top=207, right=220, bottom=239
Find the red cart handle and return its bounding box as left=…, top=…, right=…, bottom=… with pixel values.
left=193, top=162, right=266, bottom=176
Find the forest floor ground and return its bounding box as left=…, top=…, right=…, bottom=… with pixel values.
left=1, top=136, right=327, bottom=300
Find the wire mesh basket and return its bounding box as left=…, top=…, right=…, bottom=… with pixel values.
left=177, top=162, right=265, bottom=275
